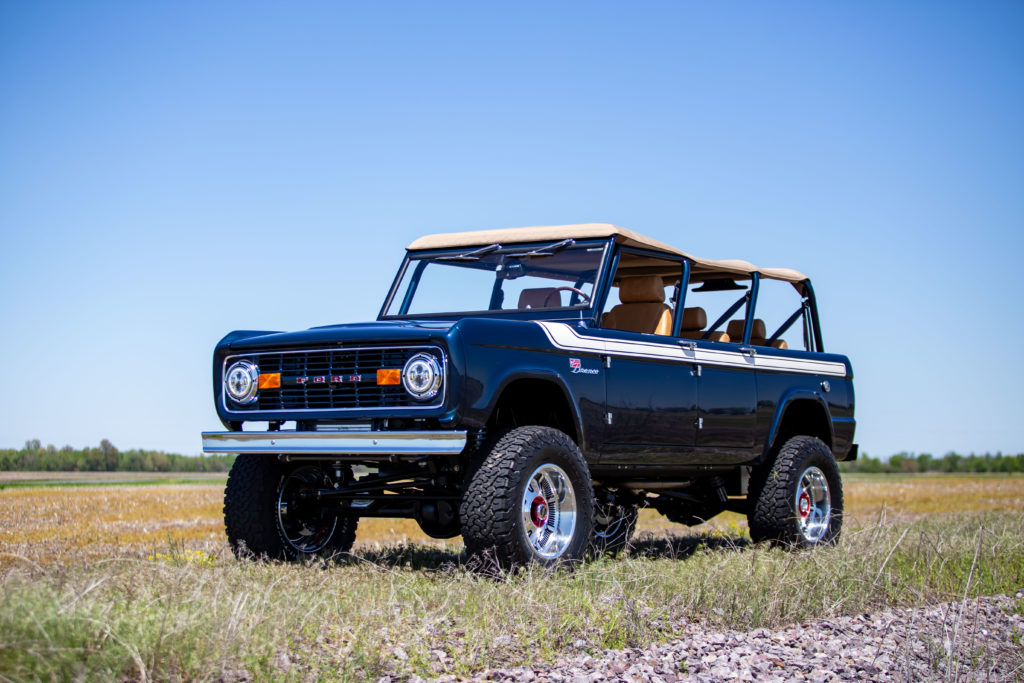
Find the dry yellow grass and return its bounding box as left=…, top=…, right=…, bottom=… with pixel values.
left=0, top=485, right=223, bottom=567
left=0, top=482, right=454, bottom=567
left=1, top=473, right=1020, bottom=567
left=842, top=474, right=1024, bottom=522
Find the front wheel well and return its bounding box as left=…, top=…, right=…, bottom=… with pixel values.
left=487, top=378, right=579, bottom=444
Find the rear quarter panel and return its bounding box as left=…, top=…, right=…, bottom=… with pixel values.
left=752, top=346, right=856, bottom=461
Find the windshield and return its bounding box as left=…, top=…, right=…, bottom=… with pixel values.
left=382, top=241, right=608, bottom=317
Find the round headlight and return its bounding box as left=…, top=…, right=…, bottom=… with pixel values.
left=225, top=360, right=259, bottom=404
left=402, top=353, right=442, bottom=400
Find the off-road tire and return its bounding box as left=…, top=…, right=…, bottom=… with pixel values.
left=592, top=502, right=638, bottom=556
left=461, top=426, right=594, bottom=571
left=748, top=436, right=843, bottom=547
left=224, top=454, right=357, bottom=560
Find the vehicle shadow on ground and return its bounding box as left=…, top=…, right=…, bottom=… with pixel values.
left=626, top=532, right=750, bottom=560
left=330, top=544, right=465, bottom=571
left=326, top=532, right=751, bottom=571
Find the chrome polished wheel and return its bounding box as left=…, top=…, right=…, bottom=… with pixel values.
left=748, top=436, right=843, bottom=548
left=795, top=466, right=831, bottom=543
left=277, top=466, right=338, bottom=554
left=462, top=426, right=594, bottom=570
left=521, top=463, right=578, bottom=559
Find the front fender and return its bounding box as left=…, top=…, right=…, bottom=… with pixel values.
left=452, top=318, right=604, bottom=453
left=486, top=369, right=586, bottom=448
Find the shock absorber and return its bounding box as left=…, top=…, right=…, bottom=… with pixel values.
left=467, top=427, right=488, bottom=452
left=708, top=476, right=728, bottom=504
left=331, top=462, right=349, bottom=488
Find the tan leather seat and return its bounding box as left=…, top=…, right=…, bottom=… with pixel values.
left=602, top=276, right=672, bottom=335
left=679, top=307, right=706, bottom=337
left=680, top=307, right=729, bottom=342
left=725, top=318, right=787, bottom=348
left=726, top=319, right=767, bottom=345
left=518, top=287, right=561, bottom=309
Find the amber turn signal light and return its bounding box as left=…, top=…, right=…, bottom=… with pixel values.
left=258, top=373, right=281, bottom=389
left=376, top=368, right=401, bottom=385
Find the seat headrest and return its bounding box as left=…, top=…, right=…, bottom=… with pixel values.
left=618, top=276, right=665, bottom=303
left=518, top=288, right=560, bottom=309
left=726, top=318, right=766, bottom=340
left=681, top=307, right=706, bottom=331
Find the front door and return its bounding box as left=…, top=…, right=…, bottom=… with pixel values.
left=600, top=329, right=698, bottom=465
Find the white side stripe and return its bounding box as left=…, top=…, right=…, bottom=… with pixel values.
left=536, top=322, right=848, bottom=377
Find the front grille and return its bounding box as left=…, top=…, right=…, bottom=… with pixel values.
left=226, top=346, right=444, bottom=412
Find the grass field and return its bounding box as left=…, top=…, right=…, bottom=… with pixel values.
left=0, top=471, right=227, bottom=488
left=1, top=473, right=1022, bottom=680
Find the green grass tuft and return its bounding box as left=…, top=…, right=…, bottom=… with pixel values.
left=2, top=512, right=1022, bottom=680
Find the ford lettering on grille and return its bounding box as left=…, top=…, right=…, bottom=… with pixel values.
left=223, top=346, right=444, bottom=412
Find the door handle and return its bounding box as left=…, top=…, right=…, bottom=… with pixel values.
left=678, top=340, right=696, bottom=351
left=738, top=346, right=757, bottom=357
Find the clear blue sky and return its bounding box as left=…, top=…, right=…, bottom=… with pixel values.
left=1, top=2, right=1022, bottom=457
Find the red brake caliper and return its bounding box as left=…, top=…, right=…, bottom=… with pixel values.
left=798, top=491, right=811, bottom=518
left=530, top=496, right=549, bottom=528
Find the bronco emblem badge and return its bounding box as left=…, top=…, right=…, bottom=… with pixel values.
left=569, top=358, right=599, bottom=375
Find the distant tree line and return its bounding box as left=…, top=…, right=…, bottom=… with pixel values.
left=840, top=451, right=1024, bottom=474
left=3, top=440, right=1021, bottom=475
left=0, top=439, right=235, bottom=473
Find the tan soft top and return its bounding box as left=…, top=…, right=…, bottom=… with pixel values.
left=408, top=223, right=808, bottom=283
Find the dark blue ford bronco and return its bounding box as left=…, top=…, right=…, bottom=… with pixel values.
left=203, top=224, right=856, bottom=567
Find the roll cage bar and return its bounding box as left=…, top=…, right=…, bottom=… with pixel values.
left=594, top=245, right=825, bottom=352
left=380, top=237, right=826, bottom=351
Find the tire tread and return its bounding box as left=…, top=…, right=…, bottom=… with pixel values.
left=748, top=435, right=843, bottom=546
left=223, top=454, right=357, bottom=560
left=460, top=426, right=593, bottom=569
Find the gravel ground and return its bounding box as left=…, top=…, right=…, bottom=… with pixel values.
left=434, top=592, right=1024, bottom=682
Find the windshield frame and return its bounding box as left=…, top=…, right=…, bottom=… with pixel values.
left=378, top=238, right=614, bottom=321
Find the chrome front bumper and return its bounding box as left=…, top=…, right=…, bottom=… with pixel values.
left=201, top=430, right=467, bottom=456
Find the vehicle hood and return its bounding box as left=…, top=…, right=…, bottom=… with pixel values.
left=224, top=320, right=457, bottom=350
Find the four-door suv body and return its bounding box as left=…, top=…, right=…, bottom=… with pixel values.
left=203, top=224, right=856, bottom=567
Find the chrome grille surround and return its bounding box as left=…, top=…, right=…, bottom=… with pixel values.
left=221, top=345, right=447, bottom=414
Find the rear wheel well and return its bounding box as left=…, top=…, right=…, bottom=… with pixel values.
left=488, top=379, right=579, bottom=444
left=769, top=399, right=832, bottom=458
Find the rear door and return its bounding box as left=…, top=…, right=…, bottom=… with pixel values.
left=696, top=363, right=757, bottom=450
left=682, top=277, right=759, bottom=458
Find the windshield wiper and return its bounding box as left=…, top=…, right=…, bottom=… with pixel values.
left=503, top=238, right=575, bottom=258
left=437, top=238, right=574, bottom=262
left=436, top=243, right=502, bottom=262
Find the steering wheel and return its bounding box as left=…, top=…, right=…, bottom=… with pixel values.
left=553, top=286, right=591, bottom=305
